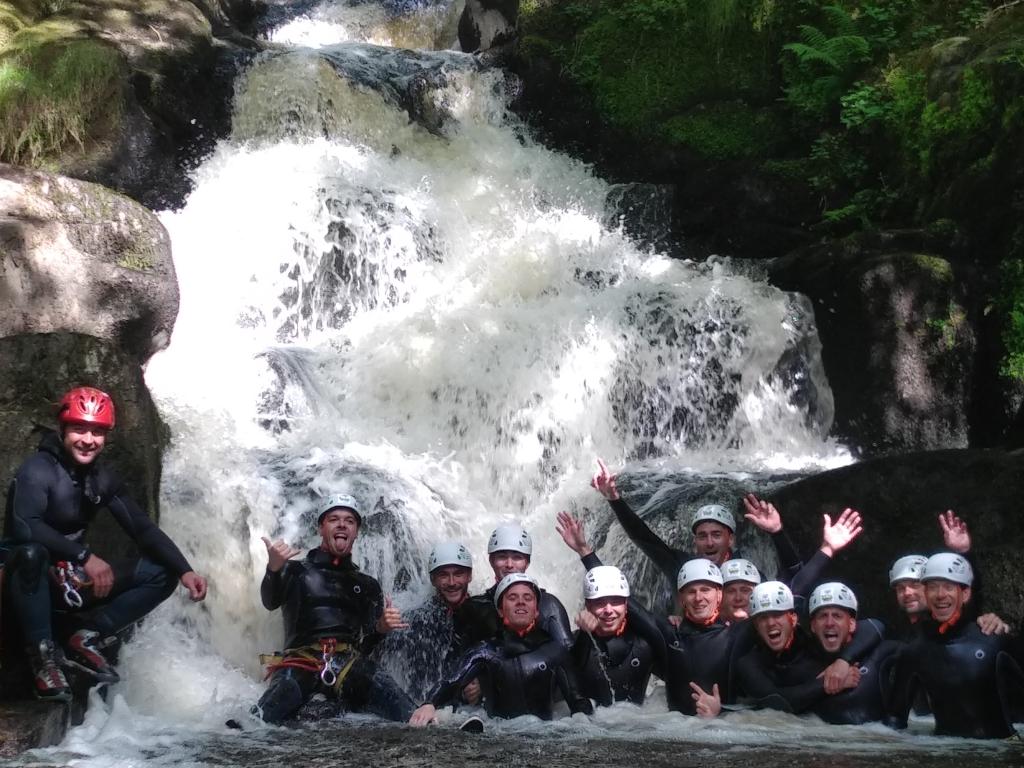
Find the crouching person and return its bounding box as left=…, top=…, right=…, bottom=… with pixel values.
left=409, top=574, right=593, bottom=725
left=255, top=495, right=415, bottom=724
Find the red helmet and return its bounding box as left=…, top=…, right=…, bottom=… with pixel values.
left=58, top=387, right=116, bottom=429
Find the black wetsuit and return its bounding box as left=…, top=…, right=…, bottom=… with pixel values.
left=885, top=615, right=1024, bottom=738
left=374, top=594, right=493, bottom=702
left=426, top=624, right=594, bottom=720
left=256, top=549, right=415, bottom=724
left=607, top=498, right=803, bottom=610
left=735, top=619, right=896, bottom=724
left=464, top=583, right=573, bottom=650
left=1, top=431, right=190, bottom=643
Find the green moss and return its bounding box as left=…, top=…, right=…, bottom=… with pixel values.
left=911, top=253, right=954, bottom=281
left=662, top=103, right=783, bottom=160
left=116, top=253, right=154, bottom=271
left=999, top=258, right=1024, bottom=381
left=0, top=39, right=124, bottom=165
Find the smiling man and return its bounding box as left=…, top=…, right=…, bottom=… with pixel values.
left=254, top=494, right=415, bottom=724
left=886, top=553, right=1024, bottom=738
left=1, top=387, right=206, bottom=700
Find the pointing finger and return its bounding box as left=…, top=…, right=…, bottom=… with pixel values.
left=597, top=458, right=608, bottom=475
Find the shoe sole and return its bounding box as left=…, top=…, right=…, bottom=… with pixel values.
left=62, top=657, right=120, bottom=684
left=459, top=716, right=484, bottom=733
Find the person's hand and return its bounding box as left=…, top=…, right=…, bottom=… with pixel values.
left=938, top=510, right=971, bottom=554
left=591, top=458, right=620, bottom=501
left=819, top=658, right=851, bottom=695
left=843, top=665, right=862, bottom=691
left=83, top=554, right=114, bottom=598
left=576, top=609, right=600, bottom=634
left=978, top=612, right=1010, bottom=636
left=262, top=536, right=302, bottom=572
left=409, top=704, right=437, bottom=726
left=667, top=615, right=682, bottom=628
left=180, top=571, right=208, bottom=601
left=820, top=509, right=863, bottom=558
left=690, top=682, right=721, bottom=718
left=376, top=595, right=409, bottom=633
left=462, top=679, right=482, bottom=705
left=556, top=511, right=593, bottom=557
left=742, top=494, right=782, bottom=533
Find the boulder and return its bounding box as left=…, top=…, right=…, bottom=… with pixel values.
left=458, top=0, right=518, bottom=54
left=0, top=700, right=69, bottom=755
left=769, top=448, right=1024, bottom=629
left=770, top=237, right=974, bottom=456
left=0, top=164, right=179, bottom=363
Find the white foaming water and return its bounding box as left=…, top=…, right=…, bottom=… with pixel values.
left=47, top=2, right=1024, bottom=764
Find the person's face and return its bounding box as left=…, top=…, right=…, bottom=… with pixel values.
left=490, top=551, right=529, bottom=582
left=679, top=582, right=723, bottom=622
left=319, top=509, right=360, bottom=557
left=499, top=584, right=539, bottom=631
left=925, top=579, right=971, bottom=623
left=693, top=522, right=734, bottom=564
left=810, top=607, right=856, bottom=653
left=893, top=580, right=926, bottom=614
left=585, top=595, right=628, bottom=636
left=722, top=582, right=755, bottom=622
left=754, top=611, right=796, bottom=652
left=430, top=565, right=472, bottom=607
left=62, top=423, right=108, bottom=466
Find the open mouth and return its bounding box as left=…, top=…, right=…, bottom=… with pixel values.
left=767, top=628, right=782, bottom=642
left=823, top=630, right=839, bottom=643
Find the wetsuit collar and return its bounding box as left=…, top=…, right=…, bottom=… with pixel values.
left=937, top=607, right=963, bottom=635
left=685, top=607, right=720, bottom=627
left=308, top=548, right=358, bottom=570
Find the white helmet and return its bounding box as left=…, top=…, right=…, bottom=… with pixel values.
left=676, top=559, right=724, bottom=590
left=748, top=581, right=795, bottom=616
left=494, top=572, right=540, bottom=608
left=889, top=555, right=928, bottom=586
left=809, top=582, right=858, bottom=616
left=317, top=494, right=361, bottom=525
left=428, top=541, right=473, bottom=573
left=691, top=504, right=736, bottom=533
left=922, top=553, right=974, bottom=587
left=583, top=566, right=630, bottom=600
left=721, top=558, right=761, bottom=585
left=487, top=524, right=533, bottom=556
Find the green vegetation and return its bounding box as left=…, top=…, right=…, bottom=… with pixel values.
left=0, top=39, right=124, bottom=164
left=517, top=0, right=1024, bottom=378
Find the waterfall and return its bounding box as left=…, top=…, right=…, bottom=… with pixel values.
left=54, top=0, right=857, bottom=748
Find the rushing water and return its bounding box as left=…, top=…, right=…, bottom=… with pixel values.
left=11, top=0, right=1024, bottom=764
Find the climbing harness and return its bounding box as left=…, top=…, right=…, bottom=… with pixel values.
left=53, top=561, right=91, bottom=608
left=260, top=639, right=360, bottom=692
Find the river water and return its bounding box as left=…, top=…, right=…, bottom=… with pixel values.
left=8, top=0, right=1023, bottom=764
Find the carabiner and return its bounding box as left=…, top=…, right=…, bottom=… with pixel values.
left=320, top=657, right=338, bottom=687
left=62, top=582, right=84, bottom=608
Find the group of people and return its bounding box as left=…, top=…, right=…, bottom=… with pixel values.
left=2, top=387, right=1022, bottom=742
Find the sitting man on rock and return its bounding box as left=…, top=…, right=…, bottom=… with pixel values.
left=409, top=573, right=593, bottom=726
left=1, top=387, right=207, bottom=701
left=885, top=553, right=1024, bottom=738
left=255, top=494, right=415, bottom=724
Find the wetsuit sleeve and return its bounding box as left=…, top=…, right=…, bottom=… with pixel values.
left=426, top=643, right=495, bottom=708
left=556, top=665, right=595, bottom=715
left=627, top=599, right=669, bottom=677
left=770, top=529, right=803, bottom=583
left=105, top=487, right=193, bottom=575
left=883, top=644, right=919, bottom=730
left=359, top=581, right=387, bottom=654
left=540, top=592, right=574, bottom=650
left=580, top=551, right=603, bottom=570
left=790, top=550, right=831, bottom=600
left=608, top=498, right=685, bottom=586
left=838, top=618, right=885, bottom=664
left=6, top=464, right=89, bottom=561
left=260, top=563, right=293, bottom=610
left=735, top=650, right=826, bottom=714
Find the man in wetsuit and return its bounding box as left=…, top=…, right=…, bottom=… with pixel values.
left=375, top=540, right=493, bottom=702
left=885, top=553, right=1024, bottom=738
left=590, top=460, right=803, bottom=610
left=409, top=573, right=593, bottom=725
left=462, top=523, right=573, bottom=649
left=736, top=581, right=895, bottom=724
left=2, top=387, right=208, bottom=700
left=571, top=565, right=665, bottom=707
left=255, top=495, right=415, bottom=724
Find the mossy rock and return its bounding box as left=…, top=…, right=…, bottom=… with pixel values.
left=661, top=102, right=785, bottom=161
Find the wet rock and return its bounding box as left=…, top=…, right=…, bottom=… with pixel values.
left=0, top=700, right=69, bottom=756
left=603, top=183, right=676, bottom=253
left=0, top=165, right=179, bottom=363
left=770, top=239, right=974, bottom=456
left=458, top=0, right=518, bottom=54
left=768, top=448, right=1024, bottom=628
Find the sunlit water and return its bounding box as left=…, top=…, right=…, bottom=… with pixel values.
left=15, top=0, right=1018, bottom=764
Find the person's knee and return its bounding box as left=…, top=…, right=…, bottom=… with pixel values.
left=7, top=543, right=51, bottom=594
left=256, top=673, right=307, bottom=724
